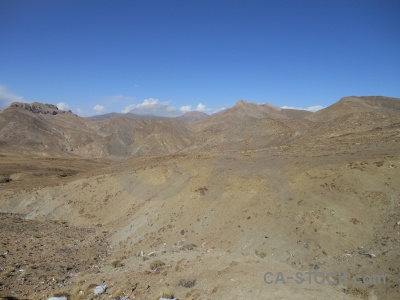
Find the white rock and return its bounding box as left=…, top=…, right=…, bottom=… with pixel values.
left=94, top=285, right=107, bottom=295
left=48, top=297, right=68, bottom=300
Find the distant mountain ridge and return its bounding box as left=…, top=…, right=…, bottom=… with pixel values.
left=87, top=112, right=164, bottom=121
left=1, top=95, right=399, bottom=158
left=177, top=111, right=210, bottom=122
left=213, top=100, right=284, bottom=119
left=128, top=103, right=181, bottom=117
left=280, top=108, right=313, bottom=119
left=306, top=96, right=400, bottom=122
left=2, top=102, right=75, bottom=116
left=90, top=100, right=312, bottom=121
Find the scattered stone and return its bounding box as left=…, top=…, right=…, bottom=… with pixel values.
left=0, top=177, right=12, bottom=183
left=0, top=249, right=9, bottom=257
left=94, top=285, right=107, bottom=295
left=178, top=279, right=196, bottom=288
left=181, top=243, right=197, bottom=251
left=131, top=282, right=138, bottom=292
left=358, top=247, right=376, bottom=258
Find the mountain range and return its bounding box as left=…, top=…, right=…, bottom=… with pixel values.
left=0, top=96, right=398, bottom=158
left=0, top=95, right=400, bottom=299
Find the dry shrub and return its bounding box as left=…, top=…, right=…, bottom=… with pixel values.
left=178, top=279, right=196, bottom=288
left=150, top=259, right=165, bottom=270
left=111, top=260, right=124, bottom=268
left=195, top=186, right=208, bottom=195
left=255, top=250, right=267, bottom=258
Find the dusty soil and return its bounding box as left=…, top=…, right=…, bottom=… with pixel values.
left=1, top=146, right=399, bottom=299
left=0, top=97, right=399, bottom=299
left=0, top=213, right=109, bottom=299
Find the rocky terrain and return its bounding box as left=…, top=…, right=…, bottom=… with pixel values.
left=0, top=96, right=399, bottom=299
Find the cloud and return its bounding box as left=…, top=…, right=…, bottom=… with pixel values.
left=74, top=108, right=89, bottom=117
left=180, top=103, right=223, bottom=114
left=306, top=105, right=325, bottom=112
left=138, top=98, right=159, bottom=106
left=281, top=105, right=324, bottom=112
left=123, top=98, right=181, bottom=117
left=195, top=103, right=207, bottom=112
left=122, top=98, right=161, bottom=113
left=180, top=105, right=192, bottom=112
left=122, top=98, right=220, bottom=117
left=0, top=85, right=26, bottom=109
left=281, top=106, right=299, bottom=110
left=57, top=102, right=69, bottom=111
left=132, top=103, right=181, bottom=117
left=93, top=104, right=106, bottom=113
left=166, top=106, right=177, bottom=112
left=122, top=104, right=137, bottom=113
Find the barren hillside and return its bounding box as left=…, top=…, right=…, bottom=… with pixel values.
left=0, top=96, right=399, bottom=299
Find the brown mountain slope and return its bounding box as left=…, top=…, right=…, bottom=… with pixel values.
left=212, top=99, right=287, bottom=120
left=0, top=97, right=400, bottom=299
left=1, top=142, right=399, bottom=299
left=0, top=103, right=194, bottom=157
left=0, top=100, right=313, bottom=158
left=176, top=111, right=210, bottom=122
left=281, top=108, right=313, bottom=119
left=1, top=96, right=399, bottom=159
left=306, top=96, right=400, bottom=122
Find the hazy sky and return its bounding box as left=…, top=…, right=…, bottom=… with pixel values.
left=0, top=0, right=399, bottom=116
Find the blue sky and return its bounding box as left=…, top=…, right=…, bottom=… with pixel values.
left=0, top=0, right=399, bottom=116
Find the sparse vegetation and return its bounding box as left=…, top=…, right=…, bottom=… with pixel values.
left=149, top=260, right=165, bottom=270
left=181, top=243, right=197, bottom=251
left=111, top=260, right=124, bottom=268
left=255, top=250, right=267, bottom=258
left=0, top=177, right=11, bottom=183
left=178, top=279, right=196, bottom=288
left=195, top=186, right=208, bottom=195
left=0, top=95, right=399, bottom=299
left=345, top=287, right=369, bottom=299
left=81, top=182, right=89, bottom=188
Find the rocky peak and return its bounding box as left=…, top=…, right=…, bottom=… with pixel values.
left=234, top=100, right=248, bottom=107
left=3, top=102, right=74, bottom=115
left=177, top=111, right=210, bottom=122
